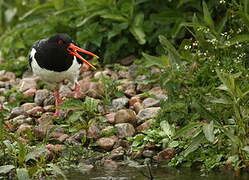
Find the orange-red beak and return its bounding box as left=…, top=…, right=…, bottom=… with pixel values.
left=67, top=43, right=98, bottom=70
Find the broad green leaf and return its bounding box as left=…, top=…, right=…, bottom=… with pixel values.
left=25, top=146, right=47, bottom=162
left=225, top=34, right=249, bottom=47
left=130, top=13, right=146, bottom=45
left=100, top=13, right=127, bottom=22
left=142, top=52, right=169, bottom=68
left=159, top=35, right=181, bottom=61
left=242, top=146, right=249, bottom=153
left=183, top=132, right=205, bottom=157
left=16, top=168, right=29, bottom=180
left=222, top=128, right=241, bottom=146
left=53, top=0, right=64, bottom=10
left=203, top=121, right=215, bottom=142
left=168, top=141, right=179, bottom=148
left=0, top=165, right=15, bottom=174
left=4, top=8, right=17, bottom=23
left=203, top=1, right=214, bottom=29
left=175, top=122, right=202, bottom=138
left=210, top=98, right=231, bottom=105
left=159, top=121, right=174, bottom=138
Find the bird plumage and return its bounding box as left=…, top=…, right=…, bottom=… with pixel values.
left=29, top=33, right=98, bottom=117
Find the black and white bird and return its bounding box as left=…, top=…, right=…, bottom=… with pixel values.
left=29, top=33, right=98, bottom=117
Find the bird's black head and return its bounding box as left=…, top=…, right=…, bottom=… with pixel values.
left=48, top=33, right=74, bottom=49
left=34, top=33, right=98, bottom=72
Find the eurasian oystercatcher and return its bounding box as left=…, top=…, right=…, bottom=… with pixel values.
left=29, top=33, right=98, bottom=117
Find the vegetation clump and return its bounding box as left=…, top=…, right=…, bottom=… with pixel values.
left=1, top=0, right=249, bottom=179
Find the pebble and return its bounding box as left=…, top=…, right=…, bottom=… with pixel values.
left=21, top=103, right=37, bottom=111
left=114, top=109, right=137, bottom=125
left=115, top=123, right=135, bottom=138
left=97, top=137, right=116, bottom=150
left=34, top=89, right=50, bottom=106
left=19, top=78, right=37, bottom=92
left=142, top=97, right=160, bottom=108
left=112, top=97, right=129, bottom=111
left=137, top=107, right=161, bottom=123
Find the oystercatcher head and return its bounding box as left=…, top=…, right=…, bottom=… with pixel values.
left=29, top=33, right=98, bottom=117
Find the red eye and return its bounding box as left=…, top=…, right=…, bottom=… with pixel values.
left=57, top=40, right=63, bottom=45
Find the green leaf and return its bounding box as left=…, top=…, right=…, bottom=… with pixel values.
left=225, top=34, right=249, bottom=47
left=53, top=0, right=64, bottom=10
left=142, top=52, right=169, bottom=68
left=183, top=132, right=205, bottom=157
left=16, top=168, right=29, bottom=180
left=175, top=122, right=202, bottom=138
left=202, top=1, right=214, bottom=29
left=203, top=121, right=215, bottom=142
left=159, top=121, right=175, bottom=138
left=159, top=35, right=181, bottom=62
left=130, top=13, right=146, bottom=44
left=0, top=165, right=15, bottom=174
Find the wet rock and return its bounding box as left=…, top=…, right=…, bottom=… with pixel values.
left=124, top=88, right=137, bottom=97
left=114, top=109, right=137, bottom=125
left=118, top=70, right=130, bottom=79
left=129, top=97, right=141, bottom=107
left=56, top=134, right=69, bottom=142
left=120, top=55, right=135, bottom=66
left=103, top=159, right=118, bottom=169
left=87, top=124, right=101, bottom=139
left=34, top=89, right=50, bottom=106
left=136, top=120, right=153, bottom=132
left=36, top=112, right=53, bottom=126
left=46, top=144, right=64, bottom=153
left=10, top=115, right=32, bottom=126
left=21, top=103, right=37, bottom=111
left=133, top=102, right=144, bottom=114
left=59, top=85, right=73, bottom=98
left=156, top=148, right=175, bottom=162
left=10, top=107, right=26, bottom=118
left=0, top=72, right=15, bottom=81
left=109, top=147, right=124, bottom=160
left=43, top=94, right=55, bottom=106
left=65, top=130, right=87, bottom=144
left=17, top=137, right=29, bottom=145
left=149, top=87, right=168, bottom=100
left=136, top=83, right=152, bottom=93
left=33, top=125, right=51, bottom=139
left=112, top=97, right=129, bottom=111
left=115, top=123, right=135, bottom=138
left=137, top=107, right=161, bottom=123
left=142, top=150, right=154, bottom=158
left=97, top=137, right=116, bottom=150
left=17, top=124, right=32, bottom=134
left=142, top=98, right=160, bottom=108
left=23, top=88, right=37, bottom=97
left=19, top=78, right=37, bottom=92
left=27, top=106, right=44, bottom=116
left=105, top=113, right=116, bottom=124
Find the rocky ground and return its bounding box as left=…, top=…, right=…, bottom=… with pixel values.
left=0, top=58, right=174, bottom=171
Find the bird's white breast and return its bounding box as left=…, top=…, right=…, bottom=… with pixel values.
left=30, top=48, right=81, bottom=84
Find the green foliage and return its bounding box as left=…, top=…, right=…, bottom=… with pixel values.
left=0, top=0, right=221, bottom=63
left=0, top=59, right=28, bottom=77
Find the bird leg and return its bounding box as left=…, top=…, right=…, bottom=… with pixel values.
left=53, top=88, right=63, bottom=118
left=73, top=83, right=81, bottom=98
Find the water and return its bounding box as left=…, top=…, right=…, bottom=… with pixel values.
left=66, top=166, right=249, bottom=180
